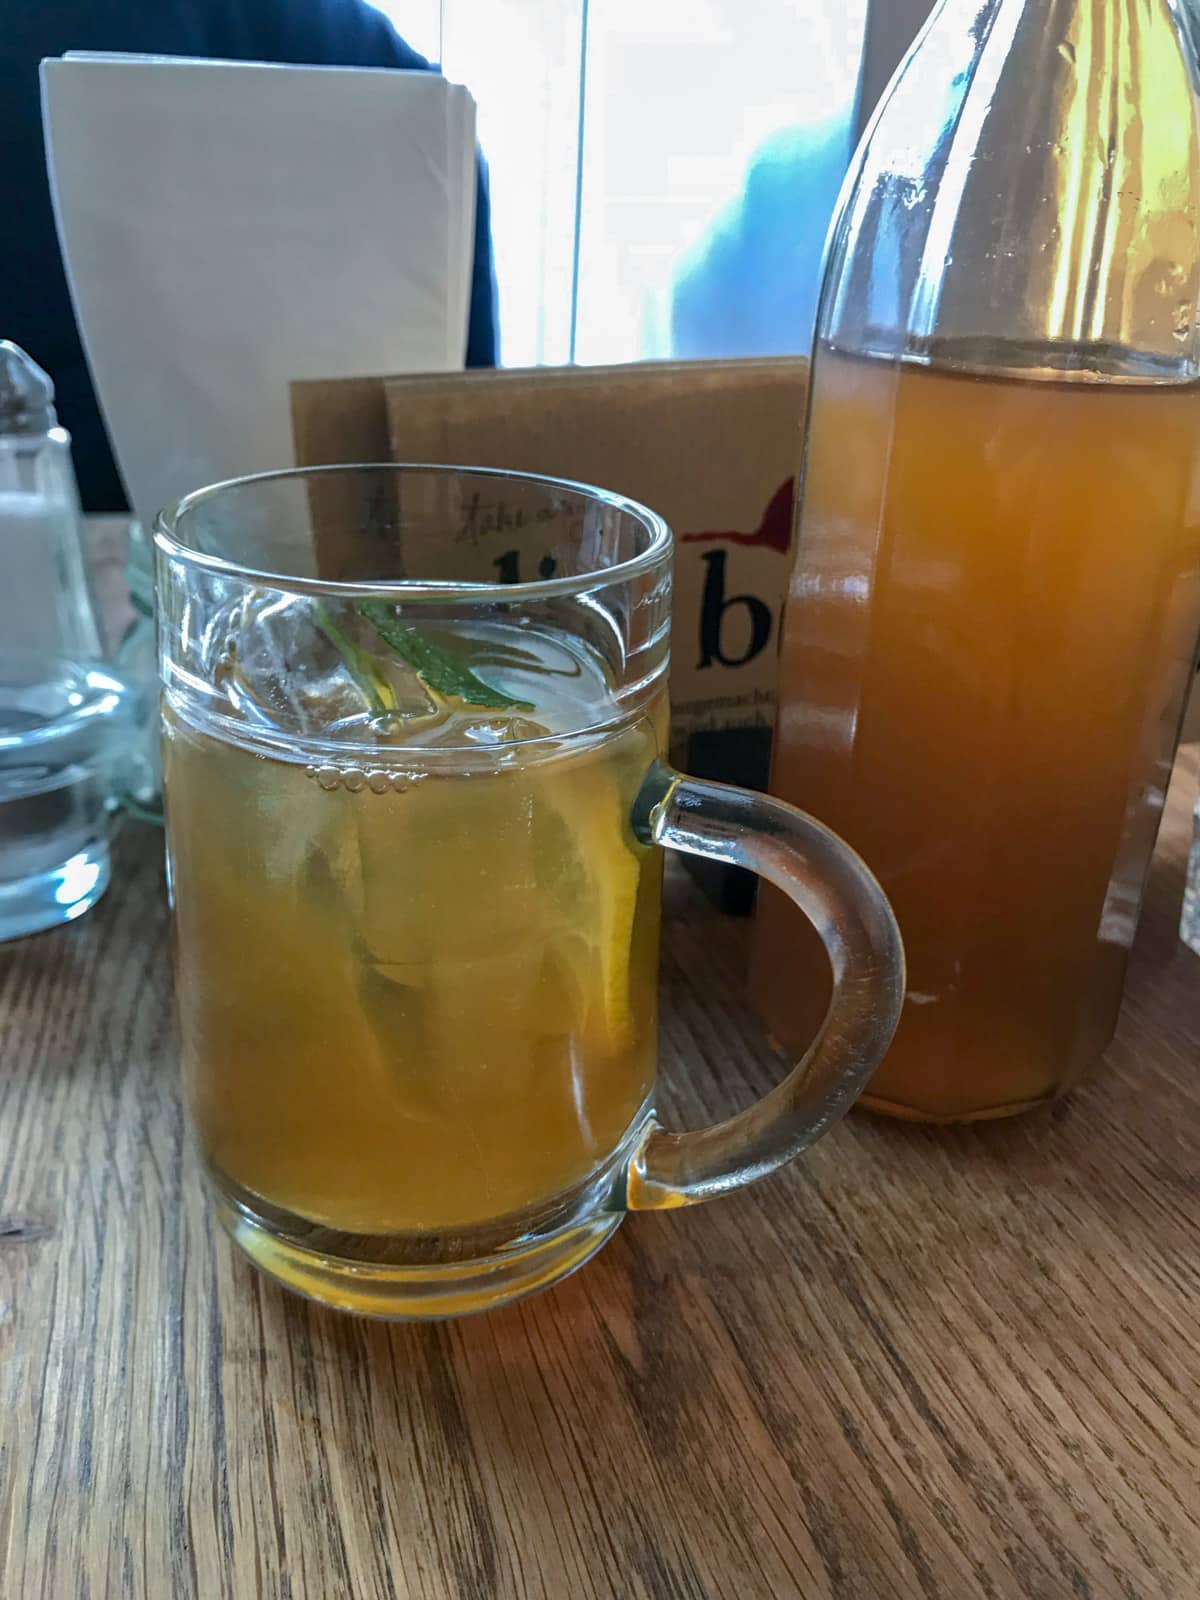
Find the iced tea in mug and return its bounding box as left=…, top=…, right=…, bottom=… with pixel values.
left=157, top=466, right=903, bottom=1318
left=165, top=624, right=668, bottom=1235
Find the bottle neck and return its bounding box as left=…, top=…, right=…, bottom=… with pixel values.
left=821, top=0, right=1200, bottom=380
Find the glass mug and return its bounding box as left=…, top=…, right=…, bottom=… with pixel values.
left=156, top=465, right=904, bottom=1319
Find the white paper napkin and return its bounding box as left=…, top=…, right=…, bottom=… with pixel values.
left=41, top=54, right=476, bottom=533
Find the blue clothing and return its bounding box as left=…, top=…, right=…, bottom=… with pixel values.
left=670, top=121, right=852, bottom=362
left=1, top=0, right=497, bottom=510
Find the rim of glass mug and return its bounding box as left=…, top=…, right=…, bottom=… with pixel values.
left=154, top=460, right=673, bottom=601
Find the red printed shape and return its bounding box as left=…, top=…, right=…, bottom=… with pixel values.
left=679, top=476, right=795, bottom=555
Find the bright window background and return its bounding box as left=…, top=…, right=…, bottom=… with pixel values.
left=370, top=2, right=867, bottom=366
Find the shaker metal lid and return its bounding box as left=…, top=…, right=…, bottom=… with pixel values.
left=0, top=341, right=57, bottom=435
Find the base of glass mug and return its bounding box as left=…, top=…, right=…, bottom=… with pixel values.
left=207, top=1158, right=632, bottom=1320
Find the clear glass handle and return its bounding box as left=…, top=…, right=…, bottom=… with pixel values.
left=624, top=767, right=905, bottom=1210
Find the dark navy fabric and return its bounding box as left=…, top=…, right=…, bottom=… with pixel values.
left=1, top=0, right=498, bottom=509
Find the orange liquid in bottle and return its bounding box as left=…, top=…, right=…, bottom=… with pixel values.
left=753, top=345, right=1200, bottom=1120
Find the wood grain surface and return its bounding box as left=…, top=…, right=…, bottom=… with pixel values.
left=4, top=655, right=1200, bottom=1594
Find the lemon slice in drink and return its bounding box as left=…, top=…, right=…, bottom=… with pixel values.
left=535, top=739, right=644, bottom=1057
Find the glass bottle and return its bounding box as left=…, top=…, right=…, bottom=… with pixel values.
left=752, top=0, right=1200, bottom=1119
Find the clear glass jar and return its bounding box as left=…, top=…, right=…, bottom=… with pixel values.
left=113, top=521, right=163, bottom=823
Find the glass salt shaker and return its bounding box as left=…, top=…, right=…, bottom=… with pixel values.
left=0, top=341, right=133, bottom=939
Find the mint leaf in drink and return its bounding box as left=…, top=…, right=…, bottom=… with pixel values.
left=357, top=602, right=534, bottom=712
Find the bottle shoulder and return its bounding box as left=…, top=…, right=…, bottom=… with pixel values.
left=821, top=0, right=1200, bottom=376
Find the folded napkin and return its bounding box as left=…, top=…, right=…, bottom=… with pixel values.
left=41, top=53, right=476, bottom=532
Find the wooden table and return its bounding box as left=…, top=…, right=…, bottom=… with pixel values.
left=4, top=696, right=1200, bottom=1599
